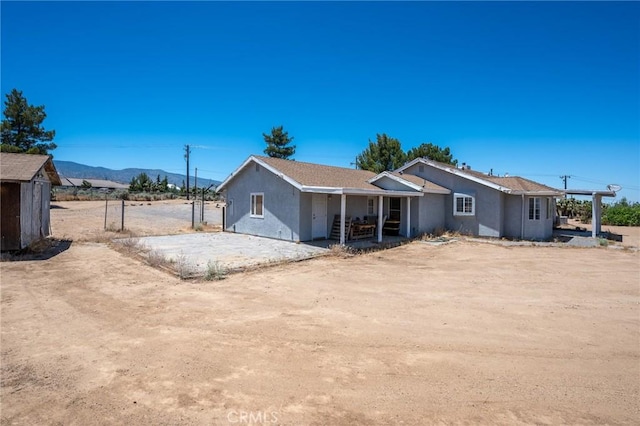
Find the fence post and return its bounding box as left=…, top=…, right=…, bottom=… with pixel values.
left=121, top=199, right=125, bottom=231
left=104, top=196, right=108, bottom=230
left=191, top=201, right=195, bottom=229
left=201, top=188, right=205, bottom=223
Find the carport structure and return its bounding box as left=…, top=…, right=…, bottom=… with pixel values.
left=564, top=189, right=617, bottom=237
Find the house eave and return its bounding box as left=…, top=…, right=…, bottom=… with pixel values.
left=509, top=190, right=564, bottom=196
left=301, top=186, right=424, bottom=197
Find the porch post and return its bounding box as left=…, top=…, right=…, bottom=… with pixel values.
left=377, top=195, right=383, bottom=242
left=592, top=193, right=601, bottom=238
left=406, top=197, right=411, bottom=237
left=340, top=193, right=347, bottom=245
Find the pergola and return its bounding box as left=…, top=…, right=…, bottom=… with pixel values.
left=563, top=189, right=617, bottom=238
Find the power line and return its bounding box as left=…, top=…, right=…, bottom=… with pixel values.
left=560, top=175, right=571, bottom=190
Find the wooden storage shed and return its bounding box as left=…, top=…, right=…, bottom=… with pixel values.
left=0, top=153, right=61, bottom=251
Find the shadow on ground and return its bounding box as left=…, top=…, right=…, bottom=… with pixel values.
left=1, top=239, right=73, bottom=261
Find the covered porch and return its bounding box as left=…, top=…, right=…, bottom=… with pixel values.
left=306, top=189, right=423, bottom=245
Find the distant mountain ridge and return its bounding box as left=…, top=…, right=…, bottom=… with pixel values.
left=54, top=160, right=220, bottom=189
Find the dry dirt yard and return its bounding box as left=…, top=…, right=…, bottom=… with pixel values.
left=1, top=202, right=639, bottom=425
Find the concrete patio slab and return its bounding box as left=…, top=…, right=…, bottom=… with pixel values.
left=135, top=232, right=328, bottom=274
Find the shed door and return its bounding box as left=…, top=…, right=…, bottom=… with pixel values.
left=1, top=183, right=21, bottom=251
left=312, top=194, right=327, bottom=239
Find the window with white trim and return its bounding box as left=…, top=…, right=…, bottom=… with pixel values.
left=546, top=197, right=553, bottom=220
left=250, top=193, right=264, bottom=218
left=529, top=197, right=541, bottom=220
left=453, top=193, right=475, bottom=216
left=367, top=197, right=375, bottom=215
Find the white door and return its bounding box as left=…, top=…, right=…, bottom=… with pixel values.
left=312, top=194, right=327, bottom=239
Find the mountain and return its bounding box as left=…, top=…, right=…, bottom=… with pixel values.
left=54, top=160, right=220, bottom=189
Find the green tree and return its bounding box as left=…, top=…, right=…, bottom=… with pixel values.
left=80, top=180, right=92, bottom=189
left=1, top=89, right=56, bottom=154
left=263, top=125, right=295, bottom=159
left=356, top=133, right=406, bottom=173
left=406, top=142, right=458, bottom=166
left=129, top=172, right=153, bottom=192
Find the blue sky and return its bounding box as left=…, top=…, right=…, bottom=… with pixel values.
left=2, top=1, right=638, bottom=201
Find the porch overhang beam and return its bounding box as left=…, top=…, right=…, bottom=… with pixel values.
left=300, top=186, right=423, bottom=197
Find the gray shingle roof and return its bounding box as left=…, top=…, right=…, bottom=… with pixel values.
left=389, top=172, right=449, bottom=193
left=257, top=156, right=382, bottom=190
left=402, top=158, right=561, bottom=194
left=0, top=152, right=61, bottom=185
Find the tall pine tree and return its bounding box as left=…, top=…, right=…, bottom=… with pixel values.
left=1, top=89, right=56, bottom=155
left=263, top=125, right=295, bottom=159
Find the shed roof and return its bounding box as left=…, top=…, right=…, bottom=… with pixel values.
left=0, top=152, right=61, bottom=185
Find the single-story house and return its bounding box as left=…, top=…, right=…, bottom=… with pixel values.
left=217, top=155, right=563, bottom=243
left=0, top=153, right=62, bottom=250
left=59, top=177, right=129, bottom=191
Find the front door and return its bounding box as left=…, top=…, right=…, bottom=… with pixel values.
left=312, top=194, right=327, bottom=239
left=1, top=183, right=21, bottom=250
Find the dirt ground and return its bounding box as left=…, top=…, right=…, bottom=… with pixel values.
left=50, top=199, right=223, bottom=240
left=1, top=202, right=639, bottom=425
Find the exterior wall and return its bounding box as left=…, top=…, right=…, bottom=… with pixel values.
left=404, top=163, right=502, bottom=237
left=416, top=194, right=446, bottom=235
left=298, top=192, right=313, bottom=241
left=326, top=195, right=369, bottom=223
left=18, top=177, right=51, bottom=249
left=503, top=194, right=523, bottom=238
left=223, top=163, right=301, bottom=241
left=523, top=196, right=554, bottom=240
left=373, top=176, right=415, bottom=191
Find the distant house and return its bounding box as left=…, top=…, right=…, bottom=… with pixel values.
left=217, top=155, right=562, bottom=243
left=59, top=177, right=129, bottom=191
left=0, top=153, right=62, bottom=250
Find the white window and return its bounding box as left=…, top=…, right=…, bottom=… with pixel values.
left=529, top=197, right=541, bottom=220
left=546, top=197, right=553, bottom=220
left=367, top=198, right=375, bottom=215
left=250, top=193, right=264, bottom=218
left=453, top=193, right=475, bottom=216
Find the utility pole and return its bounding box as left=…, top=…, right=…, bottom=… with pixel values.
left=185, top=144, right=191, bottom=200
left=350, top=156, right=358, bottom=169
left=560, top=175, right=571, bottom=190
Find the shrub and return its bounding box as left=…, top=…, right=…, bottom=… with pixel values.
left=204, top=260, right=226, bottom=280
left=602, top=198, right=640, bottom=226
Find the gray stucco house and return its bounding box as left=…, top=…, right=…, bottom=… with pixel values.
left=217, top=155, right=562, bottom=243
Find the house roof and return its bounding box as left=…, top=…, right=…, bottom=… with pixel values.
left=60, top=177, right=129, bottom=190
left=0, top=152, right=62, bottom=185
left=217, top=155, right=424, bottom=196
left=257, top=155, right=380, bottom=190
left=367, top=171, right=450, bottom=194
left=397, top=157, right=562, bottom=195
